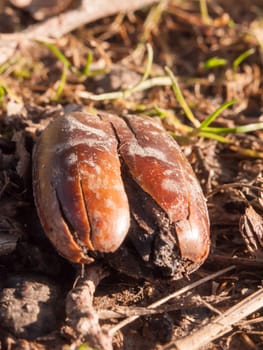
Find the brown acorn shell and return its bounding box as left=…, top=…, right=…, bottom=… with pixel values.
left=33, top=112, right=130, bottom=263
left=33, top=111, right=210, bottom=272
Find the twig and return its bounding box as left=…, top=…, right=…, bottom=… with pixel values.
left=2, top=0, right=159, bottom=40
left=108, top=265, right=235, bottom=336
left=0, top=0, right=159, bottom=64
left=64, top=263, right=111, bottom=350
left=208, top=254, right=263, bottom=268
left=195, top=295, right=223, bottom=316
left=165, top=287, right=263, bottom=350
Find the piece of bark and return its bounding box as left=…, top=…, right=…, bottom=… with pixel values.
left=0, top=0, right=159, bottom=64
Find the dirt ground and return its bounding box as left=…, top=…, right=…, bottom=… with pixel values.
left=0, top=0, right=263, bottom=349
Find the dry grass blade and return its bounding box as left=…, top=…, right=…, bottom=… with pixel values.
left=165, top=287, right=263, bottom=350
left=108, top=265, right=235, bottom=336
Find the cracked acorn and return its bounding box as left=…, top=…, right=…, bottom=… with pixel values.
left=33, top=112, right=210, bottom=279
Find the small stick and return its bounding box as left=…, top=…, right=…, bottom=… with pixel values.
left=0, top=0, right=159, bottom=65
left=109, top=265, right=235, bottom=336
left=26, top=0, right=158, bottom=39
left=64, top=263, right=112, bottom=350
left=209, top=254, right=263, bottom=268
left=164, top=288, right=263, bottom=350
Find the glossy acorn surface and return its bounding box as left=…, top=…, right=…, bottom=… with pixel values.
left=33, top=111, right=210, bottom=279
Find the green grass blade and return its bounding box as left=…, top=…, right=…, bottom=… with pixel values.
left=152, top=104, right=166, bottom=117
left=198, top=131, right=231, bottom=143
left=202, top=122, right=263, bottom=134
left=165, top=66, right=200, bottom=128
left=199, top=99, right=237, bottom=129
left=0, top=85, right=6, bottom=101
left=82, top=51, right=93, bottom=76
left=199, top=0, right=211, bottom=24
left=233, top=48, right=255, bottom=70
left=204, top=57, right=227, bottom=69
left=37, top=41, right=72, bottom=68
left=53, top=65, right=68, bottom=101
left=36, top=41, right=71, bottom=100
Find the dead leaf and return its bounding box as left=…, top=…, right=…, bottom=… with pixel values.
left=239, top=205, right=263, bottom=256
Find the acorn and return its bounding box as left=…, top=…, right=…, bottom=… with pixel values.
left=33, top=112, right=210, bottom=279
